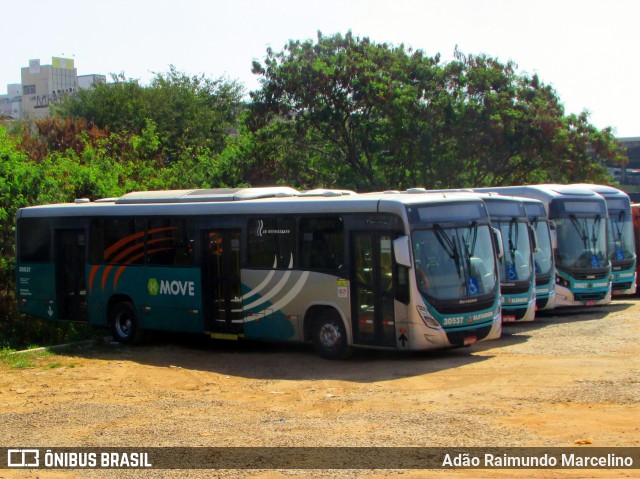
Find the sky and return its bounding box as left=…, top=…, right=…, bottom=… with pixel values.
left=3, top=0, right=638, bottom=137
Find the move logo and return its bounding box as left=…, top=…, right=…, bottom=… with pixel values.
left=147, top=278, right=195, bottom=297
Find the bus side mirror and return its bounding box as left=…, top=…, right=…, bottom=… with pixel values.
left=492, top=227, right=504, bottom=260
left=528, top=224, right=539, bottom=252
left=393, top=236, right=412, bottom=268
left=549, top=220, right=558, bottom=250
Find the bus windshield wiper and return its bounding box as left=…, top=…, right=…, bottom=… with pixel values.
left=463, top=221, right=478, bottom=276
left=569, top=214, right=589, bottom=250
left=507, top=217, right=519, bottom=265
left=613, top=211, right=624, bottom=242
left=590, top=215, right=601, bottom=254
left=434, top=224, right=462, bottom=278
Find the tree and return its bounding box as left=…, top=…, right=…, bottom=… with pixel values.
left=250, top=33, right=624, bottom=191
left=53, top=73, right=147, bottom=133
left=250, top=31, right=443, bottom=191
left=440, top=49, right=624, bottom=187
left=54, top=67, right=245, bottom=164
left=145, top=66, right=245, bottom=161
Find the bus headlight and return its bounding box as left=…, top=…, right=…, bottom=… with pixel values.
left=417, top=305, right=440, bottom=330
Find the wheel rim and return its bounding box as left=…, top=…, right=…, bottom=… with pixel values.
left=319, top=322, right=341, bottom=348
left=115, top=315, right=132, bottom=338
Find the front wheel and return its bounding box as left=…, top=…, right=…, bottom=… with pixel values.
left=109, top=301, right=142, bottom=344
left=313, top=310, right=351, bottom=360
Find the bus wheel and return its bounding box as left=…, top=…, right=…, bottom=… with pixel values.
left=110, top=302, right=142, bottom=344
left=313, top=310, right=351, bottom=360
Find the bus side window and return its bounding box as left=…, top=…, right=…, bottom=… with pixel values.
left=147, top=218, right=195, bottom=266
left=18, top=218, right=51, bottom=262
left=300, top=217, right=344, bottom=271
left=102, top=218, right=145, bottom=265
left=89, top=220, right=102, bottom=264
left=247, top=218, right=296, bottom=269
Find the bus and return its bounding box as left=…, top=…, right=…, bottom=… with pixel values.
left=519, top=198, right=556, bottom=310
left=633, top=203, right=640, bottom=294
left=422, top=190, right=537, bottom=322
left=572, top=184, right=636, bottom=296
left=474, top=194, right=537, bottom=322
left=472, top=191, right=556, bottom=311
left=469, top=185, right=611, bottom=307
left=15, top=187, right=503, bottom=358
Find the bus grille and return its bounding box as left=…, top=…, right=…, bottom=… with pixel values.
left=612, top=282, right=633, bottom=291
left=433, top=297, right=496, bottom=315
left=574, top=291, right=607, bottom=301
left=536, top=297, right=549, bottom=310
left=501, top=283, right=531, bottom=294
left=571, top=271, right=609, bottom=280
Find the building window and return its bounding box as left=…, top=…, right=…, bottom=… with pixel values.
left=23, top=85, right=36, bottom=95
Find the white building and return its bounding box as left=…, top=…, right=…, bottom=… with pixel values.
left=1, top=57, right=105, bottom=120
left=20, top=57, right=78, bottom=120
left=0, top=83, right=21, bottom=118
left=78, top=74, right=106, bottom=89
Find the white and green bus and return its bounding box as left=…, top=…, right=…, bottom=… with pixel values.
left=472, top=194, right=537, bottom=322
left=423, top=190, right=537, bottom=322
left=15, top=187, right=503, bottom=358
left=470, top=184, right=611, bottom=307
left=518, top=197, right=556, bottom=310
left=572, top=184, right=636, bottom=296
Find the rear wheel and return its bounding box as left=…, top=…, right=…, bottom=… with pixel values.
left=313, top=310, right=351, bottom=359
left=110, top=301, right=142, bottom=344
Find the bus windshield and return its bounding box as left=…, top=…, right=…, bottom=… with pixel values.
left=555, top=214, right=608, bottom=269
left=608, top=209, right=636, bottom=262
left=412, top=223, right=498, bottom=301
left=530, top=218, right=554, bottom=276
left=493, top=218, right=533, bottom=282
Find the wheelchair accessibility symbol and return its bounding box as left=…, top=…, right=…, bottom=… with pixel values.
left=467, top=277, right=479, bottom=295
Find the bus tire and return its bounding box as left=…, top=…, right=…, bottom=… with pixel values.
left=109, top=301, right=142, bottom=344
left=313, top=310, right=351, bottom=360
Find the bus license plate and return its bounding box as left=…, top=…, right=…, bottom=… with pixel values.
left=585, top=300, right=596, bottom=306
left=503, top=315, right=516, bottom=322
left=464, top=336, right=477, bottom=346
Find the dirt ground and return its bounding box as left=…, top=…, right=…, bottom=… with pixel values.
left=1, top=297, right=640, bottom=479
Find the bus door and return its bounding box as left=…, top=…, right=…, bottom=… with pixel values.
left=351, top=232, right=397, bottom=347
left=54, top=229, right=88, bottom=321
left=202, top=230, right=243, bottom=335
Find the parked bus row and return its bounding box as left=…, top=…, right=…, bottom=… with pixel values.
left=14, top=184, right=637, bottom=358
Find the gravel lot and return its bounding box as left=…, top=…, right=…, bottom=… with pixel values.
left=2, top=297, right=639, bottom=479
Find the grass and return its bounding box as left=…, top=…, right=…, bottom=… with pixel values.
left=0, top=347, right=76, bottom=369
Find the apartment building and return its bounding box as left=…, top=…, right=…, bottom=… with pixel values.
left=2, top=57, right=105, bottom=120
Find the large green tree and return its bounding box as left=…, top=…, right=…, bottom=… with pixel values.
left=249, top=32, right=625, bottom=190
left=442, top=49, right=625, bottom=186
left=54, top=67, right=245, bottom=163
left=250, top=31, right=441, bottom=190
